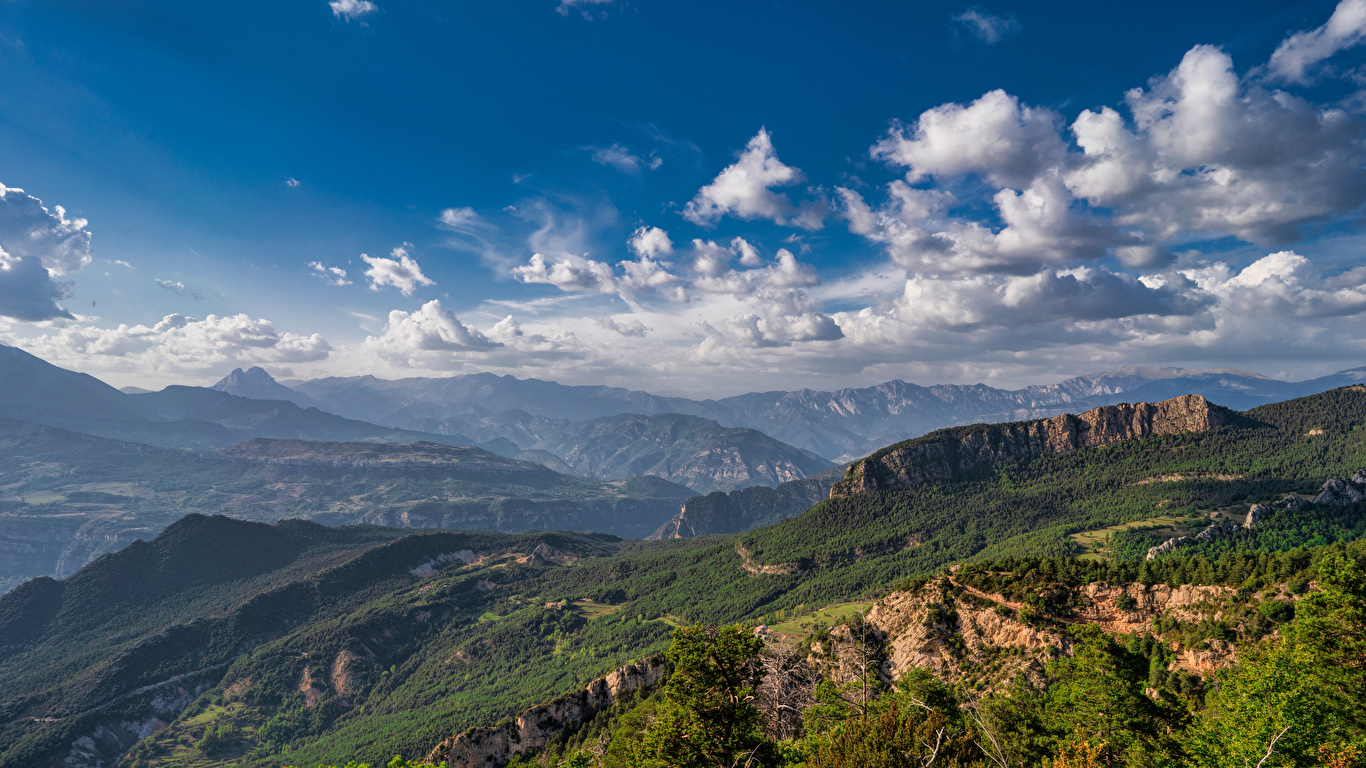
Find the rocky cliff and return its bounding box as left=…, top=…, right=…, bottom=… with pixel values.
left=815, top=575, right=1255, bottom=693
left=425, top=656, right=669, bottom=768
left=830, top=395, right=1234, bottom=498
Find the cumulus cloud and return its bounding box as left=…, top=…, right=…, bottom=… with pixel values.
left=627, top=226, right=674, bottom=259
left=285, top=177, right=301, bottom=188
left=154, top=279, right=187, bottom=295
left=513, top=253, right=618, bottom=292
left=951, top=7, right=1022, bottom=45
left=364, top=300, right=500, bottom=357
left=308, top=261, right=352, bottom=286
left=10, top=313, right=332, bottom=379
left=595, top=316, right=651, bottom=337
left=329, top=0, right=376, bottom=21
left=872, top=89, right=1064, bottom=189
left=1267, top=0, right=1366, bottom=83
left=590, top=144, right=661, bottom=174
left=0, top=246, right=71, bottom=322
left=684, top=129, right=824, bottom=230
left=362, top=245, right=435, bottom=295
left=1069, top=45, right=1366, bottom=245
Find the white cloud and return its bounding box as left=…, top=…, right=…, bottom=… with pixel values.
left=154, top=278, right=186, bottom=295
left=285, top=177, right=301, bottom=188
left=329, top=0, right=377, bottom=22
left=513, top=253, right=618, bottom=292
left=1068, top=45, right=1366, bottom=245
left=951, top=7, right=1022, bottom=45
left=364, top=300, right=500, bottom=357
left=1267, top=0, right=1366, bottom=83
left=112, top=259, right=132, bottom=269
left=627, top=226, right=673, bottom=258
left=9, top=313, right=332, bottom=379
left=362, top=245, right=435, bottom=295
left=308, top=261, right=352, bottom=286
left=556, top=0, right=612, bottom=17
left=684, top=129, right=824, bottom=230
left=0, top=244, right=71, bottom=322
left=590, top=144, right=660, bottom=174
left=438, top=207, right=482, bottom=230
left=595, top=316, right=651, bottom=337
left=871, top=89, right=1064, bottom=189
left=0, top=184, right=94, bottom=322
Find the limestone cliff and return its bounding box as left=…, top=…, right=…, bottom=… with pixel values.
left=830, top=395, right=1233, bottom=498
left=425, top=656, right=668, bottom=768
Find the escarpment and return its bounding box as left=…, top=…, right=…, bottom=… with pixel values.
left=830, top=395, right=1233, bottom=498
left=425, top=655, right=668, bottom=768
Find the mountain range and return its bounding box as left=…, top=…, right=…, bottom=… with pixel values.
left=247, top=364, right=1366, bottom=461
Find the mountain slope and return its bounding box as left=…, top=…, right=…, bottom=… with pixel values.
left=436, top=411, right=833, bottom=493
left=4, top=388, right=1366, bottom=768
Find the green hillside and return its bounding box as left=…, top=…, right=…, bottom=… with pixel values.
left=2, top=387, right=1365, bottom=768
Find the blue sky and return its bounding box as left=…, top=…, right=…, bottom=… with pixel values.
left=2, top=0, right=1365, bottom=395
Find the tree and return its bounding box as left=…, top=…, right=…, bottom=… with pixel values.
left=632, top=624, right=775, bottom=768
left=1044, top=624, right=1181, bottom=767
left=1184, top=551, right=1366, bottom=768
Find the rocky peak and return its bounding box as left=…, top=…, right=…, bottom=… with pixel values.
left=1312, top=470, right=1366, bottom=505
left=830, top=395, right=1233, bottom=499
left=210, top=367, right=319, bottom=409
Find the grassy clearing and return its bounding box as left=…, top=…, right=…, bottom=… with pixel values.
left=1069, top=515, right=1196, bottom=559
left=570, top=599, right=624, bottom=619
left=769, top=601, right=874, bottom=638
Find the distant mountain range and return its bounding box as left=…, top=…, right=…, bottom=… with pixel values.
left=0, top=349, right=832, bottom=494
left=262, top=364, right=1366, bottom=461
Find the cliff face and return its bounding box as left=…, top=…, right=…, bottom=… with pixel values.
left=426, top=656, right=669, bottom=768
left=830, top=395, right=1232, bottom=499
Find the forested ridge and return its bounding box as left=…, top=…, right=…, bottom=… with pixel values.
left=1, top=387, right=1364, bottom=768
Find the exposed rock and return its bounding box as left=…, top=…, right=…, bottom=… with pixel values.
left=1277, top=494, right=1305, bottom=512
left=831, top=395, right=1232, bottom=498
left=735, top=543, right=800, bottom=576
left=425, top=656, right=668, bottom=768
left=1312, top=474, right=1366, bottom=505
left=1244, top=504, right=1270, bottom=529
left=1147, top=520, right=1238, bottom=560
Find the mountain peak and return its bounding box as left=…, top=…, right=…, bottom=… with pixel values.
left=210, top=367, right=318, bottom=409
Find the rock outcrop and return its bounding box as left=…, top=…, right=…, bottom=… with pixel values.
left=831, top=395, right=1233, bottom=498
left=1312, top=470, right=1366, bottom=505
left=826, top=576, right=1241, bottom=691
left=425, top=656, right=669, bottom=768
left=1146, top=520, right=1238, bottom=560
left=1244, top=504, right=1270, bottom=529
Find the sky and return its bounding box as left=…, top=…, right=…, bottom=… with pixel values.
left=2, top=0, right=1366, bottom=397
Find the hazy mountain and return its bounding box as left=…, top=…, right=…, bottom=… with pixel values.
left=211, top=366, right=321, bottom=409
left=282, top=364, right=1366, bottom=461
left=0, top=417, right=697, bottom=589
left=0, top=344, right=476, bottom=451
left=438, top=411, right=834, bottom=493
